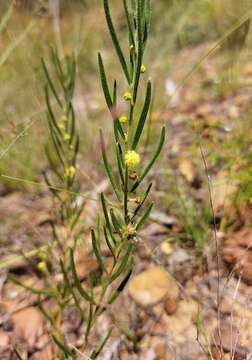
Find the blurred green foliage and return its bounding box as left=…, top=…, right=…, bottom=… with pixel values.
left=0, top=0, right=251, bottom=189
left=153, top=0, right=251, bottom=48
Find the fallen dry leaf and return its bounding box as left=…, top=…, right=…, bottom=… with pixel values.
left=31, top=343, right=54, bottom=360
left=11, top=306, right=44, bottom=352
left=0, top=329, right=10, bottom=359
left=178, top=159, right=195, bottom=183
left=140, top=222, right=168, bottom=239
left=223, top=228, right=252, bottom=283
left=128, top=266, right=180, bottom=314
left=162, top=299, right=198, bottom=340
left=212, top=171, right=238, bottom=215
left=212, top=321, right=250, bottom=359
left=160, top=240, right=174, bottom=256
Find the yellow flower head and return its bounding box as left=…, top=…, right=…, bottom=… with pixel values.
left=123, top=92, right=133, bottom=102
left=59, top=121, right=66, bottom=131
left=119, top=115, right=127, bottom=124
left=60, top=115, right=68, bottom=123
left=37, top=261, right=48, bottom=273
left=125, top=150, right=140, bottom=169
left=64, top=166, right=76, bottom=178
left=140, top=65, right=146, bottom=73
left=59, top=115, right=67, bottom=131
left=63, top=133, right=71, bottom=142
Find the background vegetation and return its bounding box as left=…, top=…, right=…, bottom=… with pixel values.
left=0, top=0, right=251, bottom=183
left=1, top=0, right=252, bottom=358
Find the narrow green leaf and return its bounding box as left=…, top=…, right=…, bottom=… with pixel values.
left=67, top=54, right=76, bottom=99
left=143, top=0, right=151, bottom=47
left=132, top=182, right=152, bottom=220
left=131, top=126, right=165, bottom=191
left=98, top=63, right=124, bottom=141
left=123, top=0, right=135, bottom=48
left=45, top=85, right=62, bottom=138
left=91, top=228, right=105, bottom=274
left=90, top=329, right=112, bottom=359
left=59, top=260, right=84, bottom=321
left=118, top=142, right=125, bottom=167
left=85, top=274, right=94, bottom=341
left=133, top=0, right=144, bottom=102
left=70, top=249, right=94, bottom=303
left=73, top=135, right=80, bottom=166
left=42, top=59, right=62, bottom=107
left=103, top=0, right=131, bottom=83
left=137, top=0, right=143, bottom=46
left=50, top=47, right=64, bottom=83
left=8, top=274, right=52, bottom=296
left=104, top=226, right=116, bottom=260
left=135, top=202, right=153, bottom=230
left=110, top=243, right=133, bottom=282
left=38, top=299, right=55, bottom=327
left=112, top=81, right=126, bottom=140
left=116, top=143, right=125, bottom=185
left=100, top=130, right=121, bottom=202
left=48, top=220, right=61, bottom=249
left=112, top=116, right=125, bottom=142
left=85, top=301, right=93, bottom=341
left=52, top=334, right=73, bottom=357
left=98, top=52, right=113, bottom=110
left=45, top=144, right=62, bottom=180
left=47, top=124, right=65, bottom=167
left=101, top=192, right=116, bottom=245
left=71, top=200, right=85, bottom=231
left=48, top=117, right=64, bottom=154
left=132, top=80, right=151, bottom=150
left=69, top=104, right=76, bottom=144
left=113, top=79, right=117, bottom=106
left=115, top=118, right=125, bottom=140
left=14, top=349, right=23, bottom=360
left=124, top=166, right=129, bottom=223
left=108, top=262, right=133, bottom=304
left=43, top=172, right=61, bottom=200
left=114, top=120, right=119, bottom=143
left=110, top=208, right=122, bottom=234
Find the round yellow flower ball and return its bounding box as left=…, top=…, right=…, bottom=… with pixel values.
left=119, top=115, right=127, bottom=124
left=125, top=150, right=140, bottom=169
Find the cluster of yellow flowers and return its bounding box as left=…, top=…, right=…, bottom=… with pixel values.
left=58, top=115, right=72, bottom=143
left=64, top=165, right=76, bottom=178
left=59, top=115, right=67, bottom=130
left=140, top=65, right=146, bottom=73
left=37, top=261, right=48, bottom=274
left=119, top=115, right=127, bottom=124
left=57, top=115, right=77, bottom=179
left=63, top=133, right=71, bottom=142
left=123, top=92, right=132, bottom=102
left=125, top=150, right=140, bottom=169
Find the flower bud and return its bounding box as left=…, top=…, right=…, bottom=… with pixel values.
left=140, top=65, right=146, bottom=73
left=123, top=92, right=132, bottom=102
left=119, top=115, right=127, bottom=124
left=64, top=166, right=76, bottom=178
left=37, top=261, right=48, bottom=274
left=63, top=133, right=71, bottom=142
